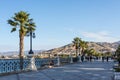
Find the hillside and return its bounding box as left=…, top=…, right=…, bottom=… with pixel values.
left=40, top=41, right=120, bottom=55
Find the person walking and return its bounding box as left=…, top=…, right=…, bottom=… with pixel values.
left=81, top=55, right=84, bottom=62
left=90, top=56, right=92, bottom=62
left=102, top=56, right=104, bottom=62
left=106, top=56, right=109, bottom=62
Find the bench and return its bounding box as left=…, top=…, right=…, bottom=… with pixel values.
left=41, top=62, right=54, bottom=68
left=41, top=63, right=49, bottom=67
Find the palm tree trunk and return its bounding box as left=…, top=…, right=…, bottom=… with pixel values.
left=76, top=48, right=78, bottom=57
left=79, top=48, right=80, bottom=55
left=19, top=33, right=24, bottom=70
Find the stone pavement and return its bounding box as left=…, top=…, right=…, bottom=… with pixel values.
left=0, top=60, right=114, bottom=80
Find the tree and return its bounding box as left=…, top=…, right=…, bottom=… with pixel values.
left=72, top=37, right=81, bottom=57
left=115, top=45, right=120, bottom=65
left=80, top=41, right=88, bottom=55
left=78, top=39, right=82, bottom=56
left=8, top=11, right=36, bottom=70
left=105, top=51, right=112, bottom=57
left=87, top=48, right=95, bottom=56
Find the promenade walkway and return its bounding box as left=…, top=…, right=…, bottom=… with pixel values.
left=0, top=60, right=114, bottom=80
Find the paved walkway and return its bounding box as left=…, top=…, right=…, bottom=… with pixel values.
left=0, top=60, right=114, bottom=80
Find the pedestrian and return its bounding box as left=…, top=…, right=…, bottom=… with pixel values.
left=81, top=55, right=84, bottom=62
left=90, top=56, right=92, bottom=62
left=106, top=56, right=109, bottom=62
left=102, top=56, right=104, bottom=62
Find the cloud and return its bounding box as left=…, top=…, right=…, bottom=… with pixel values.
left=81, top=31, right=120, bottom=42
left=64, top=27, right=120, bottom=42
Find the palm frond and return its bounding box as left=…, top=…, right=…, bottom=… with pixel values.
left=8, top=19, right=18, bottom=26
left=8, top=11, right=36, bottom=37
left=11, top=28, right=16, bottom=32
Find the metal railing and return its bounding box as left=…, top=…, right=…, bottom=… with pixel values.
left=0, top=57, right=71, bottom=74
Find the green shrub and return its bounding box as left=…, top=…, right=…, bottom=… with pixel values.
left=114, top=67, right=120, bottom=72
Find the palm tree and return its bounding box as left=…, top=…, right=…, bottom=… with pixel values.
left=79, top=41, right=88, bottom=61
left=89, top=49, right=96, bottom=56
left=115, top=45, right=120, bottom=65
left=8, top=11, right=36, bottom=70
left=72, top=37, right=81, bottom=57
left=78, top=39, right=82, bottom=55
left=80, top=41, right=88, bottom=55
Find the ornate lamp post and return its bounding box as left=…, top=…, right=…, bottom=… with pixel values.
left=78, top=47, right=82, bottom=62
left=27, top=28, right=37, bottom=71
left=29, top=29, right=35, bottom=54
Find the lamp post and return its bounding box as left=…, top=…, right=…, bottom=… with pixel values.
left=27, top=28, right=37, bottom=71
left=78, top=47, right=82, bottom=62
left=29, top=28, right=35, bottom=54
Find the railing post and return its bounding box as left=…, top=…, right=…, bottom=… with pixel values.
left=27, top=54, right=37, bottom=71
left=57, top=55, right=60, bottom=66
left=70, top=53, right=73, bottom=63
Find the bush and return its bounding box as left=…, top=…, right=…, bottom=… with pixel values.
left=114, top=67, right=120, bottom=72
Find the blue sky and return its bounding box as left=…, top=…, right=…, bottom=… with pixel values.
left=0, top=0, right=120, bottom=52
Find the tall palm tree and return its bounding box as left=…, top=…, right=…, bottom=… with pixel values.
left=8, top=11, right=36, bottom=70
left=80, top=41, right=88, bottom=55
left=115, top=45, right=120, bottom=65
left=78, top=39, right=82, bottom=55
left=72, top=37, right=81, bottom=57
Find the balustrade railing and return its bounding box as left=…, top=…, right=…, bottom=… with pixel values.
left=0, top=57, right=71, bottom=74
left=0, top=58, right=58, bottom=74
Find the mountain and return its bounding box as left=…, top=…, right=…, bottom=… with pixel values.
left=39, top=41, right=120, bottom=55
left=113, top=41, right=120, bottom=44
left=87, top=42, right=117, bottom=53
left=1, top=41, right=120, bottom=56
left=0, top=50, right=45, bottom=56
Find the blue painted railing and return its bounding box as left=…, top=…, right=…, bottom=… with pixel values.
left=0, top=57, right=71, bottom=74
left=0, top=58, right=58, bottom=74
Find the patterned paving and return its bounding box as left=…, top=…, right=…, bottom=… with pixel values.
left=0, top=60, right=114, bottom=80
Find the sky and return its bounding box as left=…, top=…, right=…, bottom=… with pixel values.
left=0, top=0, right=120, bottom=52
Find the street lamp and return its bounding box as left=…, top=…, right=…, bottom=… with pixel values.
left=29, top=29, right=35, bottom=54
left=27, top=28, right=37, bottom=71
